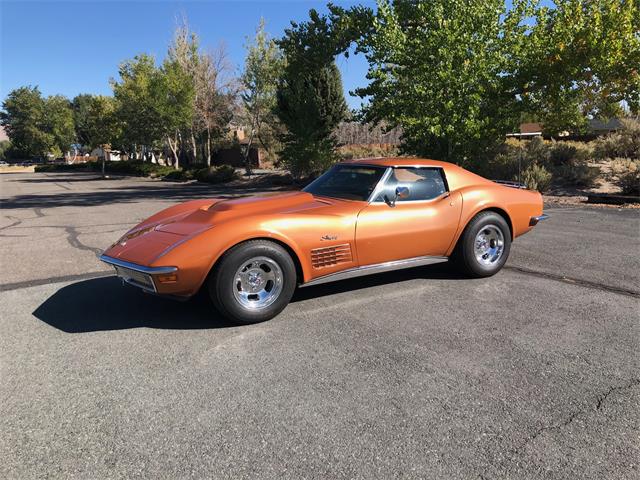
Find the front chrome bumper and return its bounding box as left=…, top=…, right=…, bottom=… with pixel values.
left=529, top=214, right=550, bottom=226
left=100, top=254, right=177, bottom=293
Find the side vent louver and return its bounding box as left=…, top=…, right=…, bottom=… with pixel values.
left=311, top=244, right=352, bottom=269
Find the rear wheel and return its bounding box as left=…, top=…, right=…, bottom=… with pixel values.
left=209, top=240, right=296, bottom=324
left=455, top=211, right=511, bottom=277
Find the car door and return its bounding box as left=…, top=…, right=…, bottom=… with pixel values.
left=355, top=167, right=462, bottom=266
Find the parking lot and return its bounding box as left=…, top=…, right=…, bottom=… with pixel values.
left=1, top=171, right=639, bottom=479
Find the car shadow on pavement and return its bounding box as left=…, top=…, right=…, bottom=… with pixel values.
left=292, top=262, right=464, bottom=302
left=33, top=276, right=237, bottom=333
left=34, top=264, right=464, bottom=333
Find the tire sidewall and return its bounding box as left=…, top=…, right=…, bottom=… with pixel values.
left=210, top=241, right=297, bottom=324
left=462, top=213, right=511, bottom=277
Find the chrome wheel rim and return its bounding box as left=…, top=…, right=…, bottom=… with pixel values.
left=232, top=256, right=283, bottom=310
left=474, top=225, right=505, bottom=266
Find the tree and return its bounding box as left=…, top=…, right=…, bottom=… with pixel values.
left=240, top=19, right=285, bottom=174
left=351, top=0, right=527, bottom=166
left=168, top=22, right=235, bottom=166
left=43, top=95, right=75, bottom=157
left=112, top=54, right=163, bottom=160
left=192, top=46, right=235, bottom=167
left=276, top=10, right=349, bottom=177
left=276, top=62, right=348, bottom=177
left=518, top=0, right=640, bottom=135
left=72, top=94, right=94, bottom=148
left=85, top=95, right=121, bottom=175
left=0, top=86, right=51, bottom=158
left=1, top=86, right=75, bottom=159
left=156, top=58, right=195, bottom=168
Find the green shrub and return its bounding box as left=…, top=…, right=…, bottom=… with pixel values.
left=484, top=137, right=601, bottom=189
left=148, top=166, right=176, bottom=178
left=195, top=165, right=237, bottom=184
left=555, top=162, right=600, bottom=187
left=548, top=141, right=592, bottom=166
left=482, top=152, right=521, bottom=180
left=593, top=119, right=640, bottom=160
left=521, top=164, right=552, bottom=192
left=524, top=136, right=550, bottom=166
left=105, top=161, right=157, bottom=175
left=609, top=158, right=640, bottom=195
left=100, top=161, right=176, bottom=177
left=0, top=140, right=11, bottom=161
left=33, top=160, right=182, bottom=177
left=162, top=169, right=192, bottom=181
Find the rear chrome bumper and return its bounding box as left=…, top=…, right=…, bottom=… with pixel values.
left=529, top=214, right=550, bottom=226
left=99, top=254, right=177, bottom=293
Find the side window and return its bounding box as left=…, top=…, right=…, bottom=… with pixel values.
left=373, top=168, right=447, bottom=202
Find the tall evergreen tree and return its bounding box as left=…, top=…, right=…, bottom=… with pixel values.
left=276, top=10, right=348, bottom=177
left=276, top=62, right=347, bottom=177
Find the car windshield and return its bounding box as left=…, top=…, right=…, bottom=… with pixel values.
left=303, top=165, right=387, bottom=201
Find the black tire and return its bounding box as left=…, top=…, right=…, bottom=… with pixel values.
left=454, top=211, right=511, bottom=278
left=208, top=240, right=297, bottom=324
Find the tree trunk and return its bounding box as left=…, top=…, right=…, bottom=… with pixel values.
left=243, top=126, right=256, bottom=176
left=167, top=134, right=179, bottom=169
left=190, top=131, right=197, bottom=165
left=206, top=126, right=211, bottom=167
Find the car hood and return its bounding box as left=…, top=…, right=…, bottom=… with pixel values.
left=103, top=191, right=341, bottom=265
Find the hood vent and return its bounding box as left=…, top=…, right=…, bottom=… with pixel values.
left=311, top=244, right=352, bottom=269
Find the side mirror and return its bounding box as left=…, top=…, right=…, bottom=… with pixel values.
left=396, top=186, right=410, bottom=200
left=384, top=186, right=410, bottom=207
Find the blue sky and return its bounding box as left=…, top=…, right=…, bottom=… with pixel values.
left=1, top=0, right=375, bottom=108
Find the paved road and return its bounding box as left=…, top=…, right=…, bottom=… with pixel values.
left=1, top=172, right=639, bottom=479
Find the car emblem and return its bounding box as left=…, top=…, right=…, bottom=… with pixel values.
left=321, top=234, right=337, bottom=241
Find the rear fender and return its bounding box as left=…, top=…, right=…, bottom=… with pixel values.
left=445, top=185, right=542, bottom=256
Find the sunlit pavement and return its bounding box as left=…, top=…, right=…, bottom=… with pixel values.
left=1, top=172, right=639, bottom=479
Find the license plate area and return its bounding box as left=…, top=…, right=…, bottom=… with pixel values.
left=114, top=266, right=156, bottom=292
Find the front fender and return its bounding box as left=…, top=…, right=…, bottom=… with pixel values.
left=155, top=218, right=311, bottom=296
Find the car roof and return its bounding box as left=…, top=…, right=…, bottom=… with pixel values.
left=341, top=157, right=494, bottom=191
left=341, top=157, right=453, bottom=169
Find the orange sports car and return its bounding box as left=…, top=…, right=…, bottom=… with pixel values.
left=101, top=158, right=548, bottom=324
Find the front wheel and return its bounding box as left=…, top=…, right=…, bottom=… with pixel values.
left=209, top=240, right=297, bottom=324
left=455, top=211, right=511, bottom=278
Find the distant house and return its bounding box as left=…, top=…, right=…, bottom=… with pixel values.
left=0, top=126, right=9, bottom=142
left=507, top=122, right=543, bottom=140
left=588, top=118, right=624, bottom=135
left=507, top=118, right=632, bottom=141
left=89, top=146, right=125, bottom=162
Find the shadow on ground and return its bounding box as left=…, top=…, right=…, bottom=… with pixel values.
left=9, top=176, right=126, bottom=183
left=34, top=264, right=464, bottom=333
left=33, top=276, right=236, bottom=333
left=2, top=183, right=295, bottom=209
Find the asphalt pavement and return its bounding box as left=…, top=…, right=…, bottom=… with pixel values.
left=1, top=172, right=639, bottom=479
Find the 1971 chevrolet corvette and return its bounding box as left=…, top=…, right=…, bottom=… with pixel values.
left=101, top=158, right=548, bottom=324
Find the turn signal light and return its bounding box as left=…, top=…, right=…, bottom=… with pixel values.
left=156, top=273, right=178, bottom=283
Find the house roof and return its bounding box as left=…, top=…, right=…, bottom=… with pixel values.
left=589, top=118, right=624, bottom=132
left=520, top=122, right=543, bottom=134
